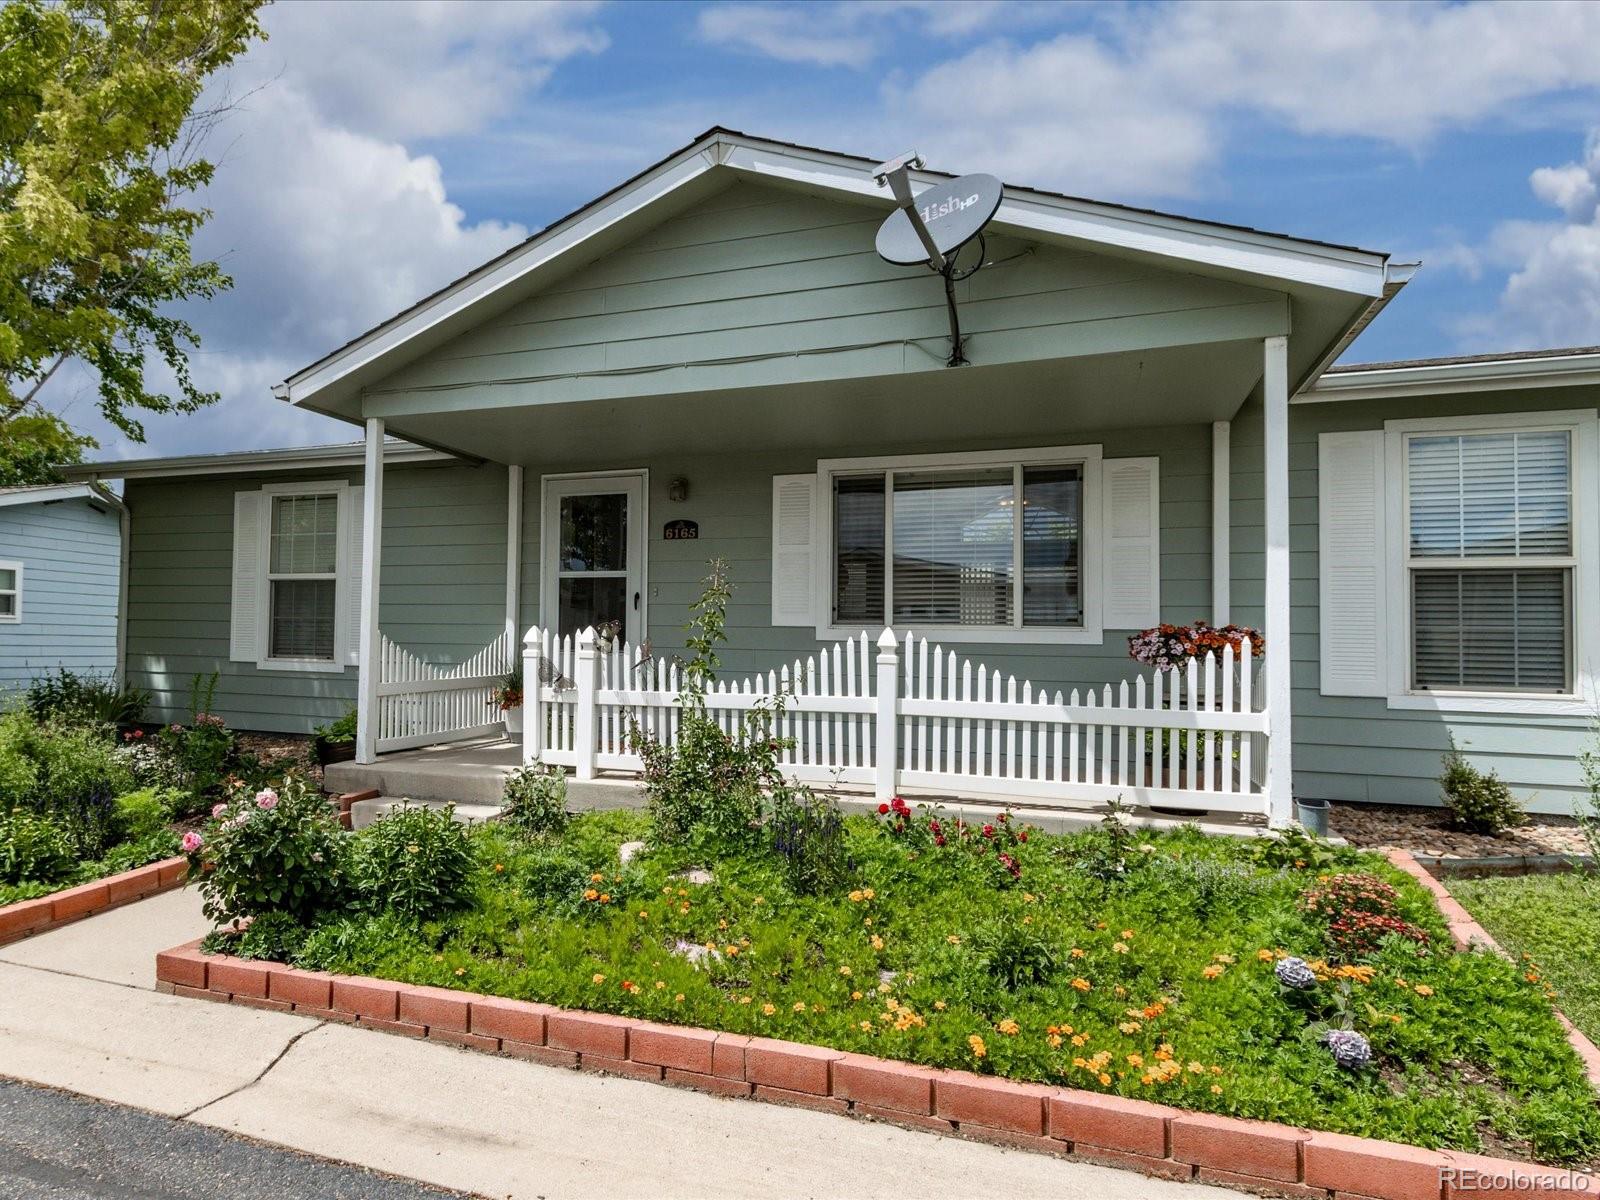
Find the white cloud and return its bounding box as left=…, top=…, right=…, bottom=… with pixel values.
left=697, top=1, right=1042, bottom=69
left=1458, top=130, right=1600, bottom=350
left=872, top=0, right=1600, bottom=196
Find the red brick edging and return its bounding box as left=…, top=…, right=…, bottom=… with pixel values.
left=157, top=939, right=1596, bottom=1200
left=1385, top=848, right=1600, bottom=1090
left=0, top=857, right=187, bottom=947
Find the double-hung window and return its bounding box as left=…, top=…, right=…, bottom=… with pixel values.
left=1403, top=427, right=1574, bottom=695
left=0, top=561, right=20, bottom=622
left=823, top=447, right=1101, bottom=641
left=267, top=493, right=340, bottom=662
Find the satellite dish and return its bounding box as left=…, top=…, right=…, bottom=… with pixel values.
left=875, top=173, right=1003, bottom=266
left=871, top=152, right=1004, bottom=367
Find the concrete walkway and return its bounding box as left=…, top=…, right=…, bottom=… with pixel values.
left=0, top=888, right=1247, bottom=1200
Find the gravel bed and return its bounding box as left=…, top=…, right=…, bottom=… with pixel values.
left=1330, top=800, right=1590, bottom=859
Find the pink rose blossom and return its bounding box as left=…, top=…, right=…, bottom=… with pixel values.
left=181, top=831, right=204, bottom=853
left=211, top=803, right=227, bottom=819
left=255, top=788, right=279, bottom=810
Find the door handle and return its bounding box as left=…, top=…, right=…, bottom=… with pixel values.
left=633, top=591, right=640, bottom=611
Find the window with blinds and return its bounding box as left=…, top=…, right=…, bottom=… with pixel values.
left=831, top=462, right=1083, bottom=629
left=1406, top=430, right=1573, bottom=693
left=268, top=493, right=339, bottom=661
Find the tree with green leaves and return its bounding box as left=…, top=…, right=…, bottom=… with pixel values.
left=0, top=0, right=266, bottom=484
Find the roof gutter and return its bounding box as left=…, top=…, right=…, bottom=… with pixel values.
left=59, top=442, right=455, bottom=482
left=1292, top=260, right=1418, bottom=396
left=1300, top=343, right=1600, bottom=403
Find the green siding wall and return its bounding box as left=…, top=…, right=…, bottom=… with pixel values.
left=124, top=459, right=509, bottom=732
left=1232, top=383, right=1600, bottom=815
left=366, top=180, right=1288, bottom=418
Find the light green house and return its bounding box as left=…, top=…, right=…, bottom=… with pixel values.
left=65, top=130, right=1600, bottom=821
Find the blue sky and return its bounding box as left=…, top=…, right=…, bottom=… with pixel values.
left=45, top=0, right=1600, bottom=459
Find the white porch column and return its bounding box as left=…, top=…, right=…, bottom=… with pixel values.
left=1262, top=337, right=1294, bottom=827
left=356, top=417, right=385, bottom=765
left=505, top=464, right=523, bottom=645
left=1211, top=419, right=1231, bottom=625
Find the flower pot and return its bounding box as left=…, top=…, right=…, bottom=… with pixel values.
left=314, top=736, right=357, bottom=767
left=503, top=707, right=524, bottom=738
left=1295, top=796, right=1330, bottom=837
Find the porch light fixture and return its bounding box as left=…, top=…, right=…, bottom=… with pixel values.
left=668, top=476, right=689, bottom=502
left=872, top=151, right=1004, bottom=367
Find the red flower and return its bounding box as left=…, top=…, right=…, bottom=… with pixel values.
left=982, top=824, right=994, bottom=838
left=928, top=820, right=941, bottom=834
left=877, top=803, right=890, bottom=814
left=1018, top=831, right=1028, bottom=842
left=934, top=835, right=946, bottom=847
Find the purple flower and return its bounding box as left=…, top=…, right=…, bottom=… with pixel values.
left=181, top=831, right=204, bottom=854
left=1275, top=957, right=1317, bottom=990
left=255, top=788, right=279, bottom=810
left=1322, top=1029, right=1372, bottom=1069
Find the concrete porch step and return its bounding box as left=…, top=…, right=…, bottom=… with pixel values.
left=324, top=737, right=520, bottom=807
left=349, top=796, right=505, bottom=830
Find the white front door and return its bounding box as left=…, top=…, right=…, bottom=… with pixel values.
left=541, top=473, right=646, bottom=646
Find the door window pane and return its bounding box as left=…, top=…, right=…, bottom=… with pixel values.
left=892, top=468, right=1013, bottom=626
left=270, top=579, right=337, bottom=659
left=559, top=576, right=627, bottom=636
left=834, top=475, right=885, bottom=625
left=1412, top=568, right=1568, bottom=692
left=560, top=494, right=627, bottom=572
left=271, top=495, right=338, bottom=574
left=1021, top=466, right=1083, bottom=627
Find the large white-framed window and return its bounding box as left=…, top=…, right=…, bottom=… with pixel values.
left=0, top=560, right=20, bottom=623
left=815, top=445, right=1104, bottom=644
left=1384, top=409, right=1599, bottom=714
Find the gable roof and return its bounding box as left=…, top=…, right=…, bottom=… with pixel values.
left=275, top=126, right=1402, bottom=422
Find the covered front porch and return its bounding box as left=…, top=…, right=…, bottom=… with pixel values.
left=341, top=332, right=1297, bottom=827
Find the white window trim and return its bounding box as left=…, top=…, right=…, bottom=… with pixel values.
left=814, top=444, right=1104, bottom=644
left=0, top=559, right=20, bottom=623
left=257, top=479, right=350, bottom=674
left=1383, top=408, right=1600, bottom=716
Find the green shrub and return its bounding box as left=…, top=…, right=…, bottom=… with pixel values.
left=500, top=764, right=569, bottom=839
left=158, top=673, right=235, bottom=805
left=191, top=774, right=346, bottom=926
left=313, top=707, right=357, bottom=745
left=234, top=911, right=309, bottom=963
left=24, top=668, right=148, bottom=727
left=30, top=720, right=135, bottom=810
left=0, top=807, right=75, bottom=884
left=0, top=712, right=40, bottom=807
left=629, top=562, right=780, bottom=851
left=351, top=803, right=475, bottom=923
left=1440, top=747, right=1523, bottom=834
left=112, top=787, right=176, bottom=842
left=971, top=913, right=1058, bottom=992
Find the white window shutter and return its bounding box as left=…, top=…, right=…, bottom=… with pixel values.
left=342, top=485, right=364, bottom=666
left=771, top=474, right=817, bottom=626
left=1318, top=431, right=1387, bottom=696
left=1100, top=457, right=1160, bottom=629
left=230, top=491, right=264, bottom=663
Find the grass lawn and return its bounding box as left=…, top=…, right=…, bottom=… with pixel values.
left=1451, top=871, right=1600, bottom=1044
left=217, top=805, right=1600, bottom=1167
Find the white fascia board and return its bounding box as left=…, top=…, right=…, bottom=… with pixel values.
left=719, top=142, right=1390, bottom=298
left=1300, top=351, right=1600, bottom=404
left=278, top=147, right=721, bottom=407
left=60, top=443, right=451, bottom=481
left=0, top=482, right=123, bottom=511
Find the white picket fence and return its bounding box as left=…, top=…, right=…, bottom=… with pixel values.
left=374, top=629, right=514, bottom=753
left=523, top=626, right=1270, bottom=817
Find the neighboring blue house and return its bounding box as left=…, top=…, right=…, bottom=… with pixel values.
left=0, top=482, right=126, bottom=696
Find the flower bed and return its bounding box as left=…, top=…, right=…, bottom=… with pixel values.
left=178, top=797, right=1600, bottom=1170
left=158, top=938, right=1599, bottom=1200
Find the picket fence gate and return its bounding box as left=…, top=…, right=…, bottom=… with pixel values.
left=522, top=626, right=1270, bottom=817
left=374, top=628, right=515, bottom=753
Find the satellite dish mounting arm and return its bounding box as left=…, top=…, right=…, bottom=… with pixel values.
left=873, top=151, right=971, bottom=367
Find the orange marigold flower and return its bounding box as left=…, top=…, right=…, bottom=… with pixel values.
left=583, top=889, right=599, bottom=901
left=1121, top=929, right=1135, bottom=939
left=1112, top=942, right=1129, bottom=954
left=1201, top=964, right=1224, bottom=980
left=1119, top=1021, right=1141, bottom=1034
left=1048, top=1034, right=1063, bottom=1049
left=1071, top=977, right=1092, bottom=992
left=762, top=1003, right=776, bottom=1015
left=1070, top=947, right=1085, bottom=958
left=851, top=990, right=863, bottom=1001
left=1210, top=1084, right=1223, bottom=1095
left=1257, top=949, right=1275, bottom=962
left=968, top=1035, right=987, bottom=1058
left=793, top=1001, right=806, bottom=1012
left=997, top=1019, right=1020, bottom=1036
left=1097, top=1072, right=1112, bottom=1086
left=934, top=1000, right=947, bottom=1011
left=1414, top=984, right=1434, bottom=997
left=591, top=973, right=606, bottom=984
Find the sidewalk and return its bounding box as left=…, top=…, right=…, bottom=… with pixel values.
left=0, top=888, right=1246, bottom=1199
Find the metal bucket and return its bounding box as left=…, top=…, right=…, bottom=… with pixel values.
left=1295, top=796, right=1330, bottom=838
